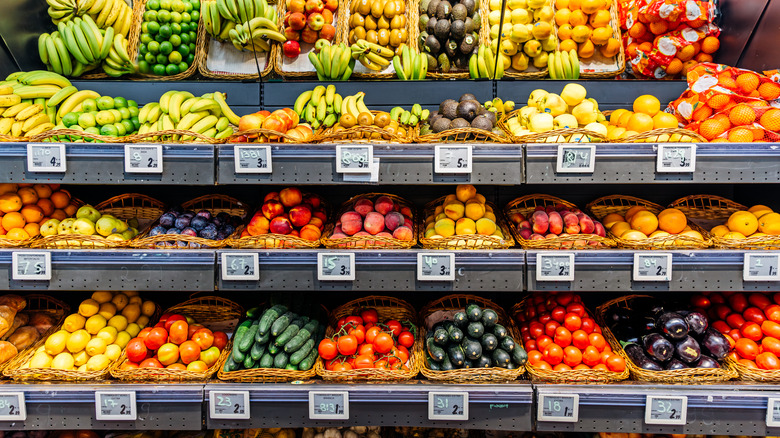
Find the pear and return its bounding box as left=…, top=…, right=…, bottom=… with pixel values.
left=40, top=219, right=60, bottom=237
left=72, top=218, right=96, bottom=236
left=584, top=121, right=608, bottom=138
left=529, top=113, right=554, bottom=132
left=58, top=218, right=76, bottom=235
left=539, top=93, right=568, bottom=116
left=561, top=83, right=587, bottom=106
left=95, top=217, right=118, bottom=237
left=527, top=89, right=549, bottom=108
left=519, top=106, right=539, bottom=126
left=532, top=52, right=549, bottom=68
left=572, top=100, right=598, bottom=125
left=554, top=114, right=578, bottom=129
left=511, top=24, right=531, bottom=43
left=76, top=205, right=101, bottom=223
left=541, top=35, right=558, bottom=51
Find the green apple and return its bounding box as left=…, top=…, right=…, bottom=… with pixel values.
left=95, top=217, right=118, bottom=237
left=113, top=219, right=129, bottom=233
left=72, top=218, right=96, bottom=235
left=106, top=233, right=126, bottom=242
left=121, top=229, right=136, bottom=240
left=58, top=218, right=76, bottom=234
left=76, top=205, right=101, bottom=223
left=40, top=218, right=60, bottom=237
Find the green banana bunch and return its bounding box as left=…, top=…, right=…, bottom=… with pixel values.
left=469, top=44, right=504, bottom=80
left=205, top=0, right=285, bottom=52
left=293, top=85, right=342, bottom=130
left=308, top=42, right=355, bottom=81
left=350, top=39, right=394, bottom=72
left=548, top=49, right=581, bottom=80
left=393, top=45, right=427, bottom=80
left=389, top=104, right=429, bottom=127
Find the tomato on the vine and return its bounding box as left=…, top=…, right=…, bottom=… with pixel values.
left=360, top=308, right=379, bottom=325
left=397, top=330, right=414, bottom=348
left=337, top=334, right=358, bottom=355
left=358, top=343, right=375, bottom=356
left=373, top=332, right=394, bottom=354
left=344, top=315, right=363, bottom=328
left=354, top=354, right=375, bottom=369
left=349, top=325, right=366, bottom=344
left=332, top=362, right=352, bottom=371
left=318, top=338, right=338, bottom=360
left=374, top=359, right=389, bottom=369
left=394, top=345, right=409, bottom=364
left=386, top=320, right=403, bottom=337
left=365, top=326, right=381, bottom=344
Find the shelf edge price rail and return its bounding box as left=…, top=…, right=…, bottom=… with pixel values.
left=428, top=392, right=468, bottom=421
left=221, top=252, right=260, bottom=281
left=234, top=145, right=272, bottom=174
left=633, top=252, right=672, bottom=282
left=209, top=390, right=250, bottom=420
left=435, top=145, right=472, bottom=174
left=11, top=251, right=51, bottom=281
left=95, top=391, right=137, bottom=421
left=656, top=143, right=696, bottom=173
left=536, top=252, right=575, bottom=281
left=124, top=145, right=163, bottom=174
left=27, top=143, right=66, bottom=172
left=645, top=395, right=687, bottom=425
left=538, top=394, right=578, bottom=423
left=417, top=252, right=455, bottom=281
left=556, top=145, right=595, bottom=173
left=309, top=391, right=349, bottom=420
left=318, top=252, right=356, bottom=281
left=0, top=392, right=26, bottom=421
left=743, top=253, right=780, bottom=281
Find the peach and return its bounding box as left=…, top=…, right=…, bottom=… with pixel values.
left=519, top=220, right=531, bottom=229
left=393, top=226, right=413, bottom=240
left=332, top=224, right=343, bottom=235
left=532, top=211, right=549, bottom=234
left=594, top=221, right=607, bottom=237
left=376, top=231, right=393, bottom=239
left=483, top=211, right=497, bottom=222
left=309, top=217, right=324, bottom=230
left=444, top=194, right=457, bottom=203
left=434, top=205, right=444, bottom=216
left=279, top=187, right=303, bottom=207
left=424, top=228, right=437, bottom=238
left=455, top=218, right=476, bottom=235
left=476, top=218, right=497, bottom=235
left=545, top=205, right=556, bottom=214
left=545, top=234, right=557, bottom=239
left=519, top=228, right=533, bottom=239
left=548, top=211, right=563, bottom=235
left=313, top=209, right=327, bottom=222
left=299, top=224, right=322, bottom=241
left=247, top=213, right=270, bottom=235
left=340, top=211, right=363, bottom=236
left=289, top=204, right=312, bottom=227
left=354, top=199, right=374, bottom=217
left=289, top=230, right=300, bottom=238
left=374, top=196, right=395, bottom=215
left=270, top=217, right=293, bottom=234
left=465, top=200, right=486, bottom=221
left=354, top=231, right=371, bottom=237
left=563, top=212, right=579, bottom=227
left=262, top=199, right=284, bottom=220
left=530, top=233, right=545, bottom=240
left=578, top=214, right=595, bottom=234
left=456, top=184, right=477, bottom=203
left=508, top=212, right=525, bottom=224
left=400, top=206, right=412, bottom=217
left=565, top=223, right=581, bottom=234
left=434, top=218, right=456, bottom=237
left=385, top=212, right=404, bottom=231
left=444, top=200, right=465, bottom=220
left=364, top=212, right=386, bottom=235
left=303, top=194, right=322, bottom=209
left=403, top=216, right=414, bottom=228
left=331, top=232, right=348, bottom=239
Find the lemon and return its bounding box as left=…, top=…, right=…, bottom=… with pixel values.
left=114, top=331, right=131, bottom=348
left=123, top=290, right=139, bottom=297
left=98, top=302, right=117, bottom=320
left=111, top=293, right=129, bottom=311
left=45, top=330, right=69, bottom=355
left=77, top=364, right=88, bottom=372
left=137, top=315, right=150, bottom=328
left=91, top=291, right=113, bottom=303
left=66, top=329, right=90, bottom=353
left=86, top=337, right=107, bottom=356
left=125, top=323, right=141, bottom=337
left=63, top=313, right=86, bottom=332
left=105, top=344, right=122, bottom=361
left=78, top=299, right=100, bottom=317
left=51, top=352, right=75, bottom=370
left=108, top=315, right=128, bottom=332
left=30, top=351, right=53, bottom=368
left=141, top=301, right=156, bottom=317
left=34, top=345, right=45, bottom=354
left=122, top=303, right=141, bottom=323
left=85, top=314, right=107, bottom=334
left=73, top=350, right=89, bottom=366
left=86, top=354, right=110, bottom=371
left=97, top=326, right=118, bottom=344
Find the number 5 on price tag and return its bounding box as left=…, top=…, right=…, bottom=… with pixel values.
left=645, top=396, right=686, bottom=425
left=0, top=392, right=26, bottom=421
left=435, top=145, right=472, bottom=174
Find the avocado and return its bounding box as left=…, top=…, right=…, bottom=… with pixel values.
left=472, top=10, right=481, bottom=27
left=451, top=19, right=466, bottom=39
left=425, top=34, right=442, bottom=54
left=450, top=117, right=470, bottom=129
left=432, top=117, right=451, bottom=133
left=455, top=54, right=470, bottom=69
left=436, top=0, right=452, bottom=19
left=456, top=99, right=480, bottom=121
left=426, top=53, right=439, bottom=70
left=482, top=110, right=497, bottom=127
left=452, top=3, right=467, bottom=21
left=471, top=114, right=493, bottom=131
left=420, top=0, right=433, bottom=13
left=434, top=19, right=451, bottom=40
left=439, top=99, right=458, bottom=118
left=419, top=14, right=429, bottom=32
left=461, top=0, right=476, bottom=15
left=445, top=39, right=458, bottom=58
left=459, top=33, right=475, bottom=54
left=438, top=53, right=451, bottom=72
left=427, top=0, right=440, bottom=16
left=459, top=93, right=478, bottom=102
left=426, top=16, right=437, bottom=35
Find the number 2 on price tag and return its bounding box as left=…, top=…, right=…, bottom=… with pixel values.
left=221, top=253, right=259, bottom=281
left=645, top=396, right=686, bottom=425
left=124, top=145, right=163, bottom=173
left=95, top=391, right=136, bottom=421
left=0, top=392, right=26, bottom=421
left=209, top=391, right=250, bottom=419
left=538, top=394, right=578, bottom=422
left=536, top=253, right=574, bottom=281
left=428, top=392, right=468, bottom=420
left=633, top=253, right=672, bottom=281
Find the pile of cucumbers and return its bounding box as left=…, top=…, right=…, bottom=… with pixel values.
left=425, top=304, right=527, bottom=371
left=224, top=305, right=325, bottom=373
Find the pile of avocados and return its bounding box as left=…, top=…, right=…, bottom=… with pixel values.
left=426, top=303, right=528, bottom=371
left=428, top=93, right=498, bottom=133
left=418, top=0, right=481, bottom=72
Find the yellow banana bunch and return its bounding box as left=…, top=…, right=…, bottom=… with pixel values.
left=137, top=91, right=235, bottom=141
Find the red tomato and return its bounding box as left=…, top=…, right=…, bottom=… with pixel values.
left=766, top=305, right=780, bottom=322
left=374, top=359, right=389, bottom=369
left=710, top=293, right=725, bottom=304
left=566, top=303, right=586, bottom=317
left=394, top=345, right=410, bottom=364
left=140, top=358, right=163, bottom=368
left=536, top=361, right=553, bottom=370
left=191, top=328, right=214, bottom=350
left=333, top=362, right=352, bottom=371
left=532, top=295, right=545, bottom=305
left=536, top=303, right=547, bottom=314
left=563, top=346, right=582, bottom=367
left=318, top=339, right=338, bottom=360
left=545, top=321, right=560, bottom=337
left=537, top=313, right=552, bottom=325
left=741, top=322, right=763, bottom=341
left=743, top=307, right=766, bottom=324
left=606, top=355, right=626, bottom=372
left=774, top=292, right=780, bottom=305
left=360, top=308, right=379, bottom=325
left=553, top=363, right=572, bottom=371
left=336, top=317, right=347, bottom=329
left=168, top=320, right=189, bottom=345
left=556, top=293, right=576, bottom=306
left=373, top=332, right=394, bottom=354
left=365, top=326, right=381, bottom=344
left=582, top=345, right=601, bottom=366
left=736, top=338, right=760, bottom=360
left=157, top=343, right=179, bottom=366
left=397, top=331, right=414, bottom=348
left=137, top=327, right=152, bottom=339
left=358, top=343, right=375, bottom=356
left=762, top=337, right=780, bottom=356
left=551, top=306, right=566, bottom=323
left=589, top=333, right=607, bottom=351
left=337, top=335, right=358, bottom=355
left=727, top=313, right=746, bottom=329
left=344, top=315, right=363, bottom=328
left=729, top=328, right=741, bottom=341
left=580, top=318, right=596, bottom=334
left=126, top=338, right=148, bottom=363
left=757, top=352, right=780, bottom=370
left=525, top=340, right=537, bottom=352
left=529, top=321, right=545, bottom=338
left=715, top=305, right=732, bottom=321
left=213, top=331, right=228, bottom=351
left=164, top=314, right=187, bottom=331
left=712, top=320, right=731, bottom=334
left=179, top=340, right=201, bottom=365
left=749, top=293, right=772, bottom=309
left=354, top=354, right=375, bottom=369
left=144, top=327, right=168, bottom=351
left=554, top=326, right=572, bottom=347
left=525, top=307, right=537, bottom=320
left=571, top=330, right=589, bottom=350
left=690, top=294, right=711, bottom=309
left=762, top=321, right=780, bottom=338
left=120, top=361, right=139, bottom=370
left=564, top=314, right=582, bottom=331
left=739, top=358, right=757, bottom=369
left=543, top=343, right=563, bottom=365
left=522, top=332, right=533, bottom=343
left=729, top=293, right=749, bottom=313
left=527, top=350, right=544, bottom=365
left=536, top=335, right=553, bottom=350
left=348, top=325, right=365, bottom=344
left=187, top=323, right=205, bottom=339
left=385, top=320, right=403, bottom=337
left=158, top=313, right=172, bottom=324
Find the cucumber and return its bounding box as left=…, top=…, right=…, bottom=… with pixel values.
left=255, top=329, right=270, bottom=344
left=298, top=348, right=319, bottom=371
left=481, top=309, right=498, bottom=328
left=268, top=343, right=279, bottom=355
left=290, top=339, right=315, bottom=365
left=239, top=320, right=259, bottom=352
left=259, top=352, right=274, bottom=368
left=231, top=345, right=245, bottom=363
left=258, top=305, right=287, bottom=335
left=481, top=333, right=498, bottom=352
left=467, top=321, right=484, bottom=338
left=271, top=311, right=295, bottom=337
left=493, top=324, right=508, bottom=339
left=250, top=341, right=266, bottom=361
left=243, top=353, right=256, bottom=369
left=276, top=317, right=306, bottom=346
left=427, top=356, right=441, bottom=371
left=440, top=353, right=454, bottom=371
left=426, top=337, right=446, bottom=362
left=500, top=336, right=516, bottom=353
left=453, top=311, right=468, bottom=328
left=447, top=344, right=465, bottom=367
left=433, top=328, right=449, bottom=345
left=447, top=326, right=464, bottom=343
left=273, top=352, right=289, bottom=368
left=512, top=346, right=528, bottom=365
left=474, top=355, right=492, bottom=368
left=466, top=304, right=483, bottom=321
left=223, top=356, right=240, bottom=372
left=462, top=337, right=483, bottom=360
left=284, top=320, right=319, bottom=353
left=285, top=363, right=297, bottom=370
left=232, top=319, right=253, bottom=353
left=493, top=348, right=511, bottom=368
left=246, top=306, right=262, bottom=319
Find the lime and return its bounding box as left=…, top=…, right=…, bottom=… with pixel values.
left=154, top=33, right=167, bottom=43
left=128, top=106, right=140, bottom=118
left=113, top=122, right=127, bottom=136
left=139, top=44, right=148, bottom=55
left=144, top=52, right=156, bottom=64
left=141, top=23, right=148, bottom=34
left=169, top=34, right=181, bottom=47
left=100, top=124, right=118, bottom=137
left=118, top=107, right=131, bottom=120
left=144, top=10, right=158, bottom=21
left=177, top=44, right=189, bottom=57
left=157, top=9, right=171, bottom=23
left=160, top=0, right=171, bottom=9
left=160, top=41, right=173, bottom=55
left=147, top=0, right=160, bottom=9
left=131, top=117, right=140, bottom=130
left=170, top=11, right=182, bottom=23
left=170, top=23, right=181, bottom=34
left=97, top=96, right=115, bottom=110
left=153, top=64, right=166, bottom=75
left=121, top=119, right=135, bottom=134
left=82, top=98, right=97, bottom=112
left=171, top=0, right=185, bottom=12
left=165, top=64, right=180, bottom=75
left=179, top=11, right=190, bottom=23
left=140, top=34, right=152, bottom=44
left=189, top=10, right=198, bottom=21
left=62, top=112, right=79, bottom=127
left=84, top=126, right=100, bottom=135
left=186, top=53, right=194, bottom=65
left=158, top=24, right=172, bottom=39
left=190, top=0, right=199, bottom=9
left=148, top=41, right=160, bottom=54
left=128, top=99, right=138, bottom=108
left=78, top=113, right=96, bottom=129
left=138, top=60, right=150, bottom=74
left=168, top=51, right=182, bottom=64
left=184, top=1, right=192, bottom=12
left=177, top=61, right=189, bottom=72
left=156, top=53, right=168, bottom=64
left=147, top=21, right=160, bottom=34
left=114, top=96, right=128, bottom=109
left=179, top=33, right=190, bottom=45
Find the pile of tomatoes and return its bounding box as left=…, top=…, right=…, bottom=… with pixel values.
left=692, top=292, right=780, bottom=370
left=517, top=292, right=626, bottom=373
left=317, top=308, right=416, bottom=371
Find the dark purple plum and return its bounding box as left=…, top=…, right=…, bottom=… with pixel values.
left=222, top=224, right=235, bottom=235
left=216, top=231, right=229, bottom=240
left=159, top=213, right=176, bottom=228
left=199, top=224, right=218, bottom=239
left=166, top=228, right=182, bottom=234
left=188, top=242, right=202, bottom=248
left=190, top=216, right=209, bottom=231
left=175, top=216, right=191, bottom=229
left=181, top=227, right=198, bottom=237
left=196, top=210, right=212, bottom=220
left=217, top=212, right=230, bottom=222
left=176, top=240, right=188, bottom=248
left=230, top=215, right=243, bottom=226
left=211, top=217, right=223, bottom=227
left=149, top=226, right=167, bottom=236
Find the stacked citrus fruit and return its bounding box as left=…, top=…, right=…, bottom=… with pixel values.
left=601, top=206, right=704, bottom=242
left=423, top=185, right=504, bottom=240
left=554, top=0, right=620, bottom=60
left=606, top=94, right=693, bottom=141
left=711, top=205, right=780, bottom=240
left=0, top=183, right=78, bottom=241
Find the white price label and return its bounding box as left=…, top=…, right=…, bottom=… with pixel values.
left=221, top=253, right=259, bottom=281
left=12, top=252, right=51, bottom=281
left=744, top=253, right=780, bottom=281
left=343, top=157, right=380, bottom=183
left=95, top=391, right=136, bottom=421
left=428, top=392, right=468, bottom=420
left=0, top=392, right=26, bottom=421
left=766, top=398, right=780, bottom=427
left=27, top=143, right=66, bottom=172
left=309, top=391, right=349, bottom=420
left=633, top=253, right=672, bottom=281
left=657, top=144, right=696, bottom=172
left=645, top=395, right=687, bottom=425
left=556, top=145, right=595, bottom=173
left=435, top=145, right=472, bottom=174
left=417, top=252, right=455, bottom=281
left=336, top=145, right=373, bottom=173
left=317, top=253, right=355, bottom=281
left=124, top=145, right=163, bottom=173
left=234, top=145, right=272, bottom=174
left=209, top=391, right=250, bottom=419
left=538, top=394, right=578, bottom=422
left=536, top=253, right=574, bottom=281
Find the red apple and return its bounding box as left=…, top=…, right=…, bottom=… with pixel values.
left=307, top=13, right=325, bottom=31
left=301, top=27, right=319, bottom=44
left=284, top=27, right=301, bottom=41
left=323, top=0, right=337, bottom=11
left=288, top=12, right=306, bottom=30
left=270, top=216, right=294, bottom=234
left=289, top=0, right=306, bottom=13
left=321, top=8, right=333, bottom=24
left=304, top=0, right=324, bottom=13
left=282, top=40, right=301, bottom=58
left=319, top=23, right=336, bottom=41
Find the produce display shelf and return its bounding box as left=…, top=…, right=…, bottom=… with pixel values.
left=526, top=250, right=778, bottom=292
left=216, top=144, right=524, bottom=185
left=0, top=382, right=203, bottom=430
left=204, top=381, right=533, bottom=431
left=0, top=142, right=216, bottom=185
left=0, top=249, right=215, bottom=291
left=216, top=249, right=525, bottom=292
left=525, top=142, right=780, bottom=184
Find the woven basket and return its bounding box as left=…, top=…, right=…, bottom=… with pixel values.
left=727, top=357, right=780, bottom=383
left=315, top=296, right=421, bottom=381
left=623, top=128, right=706, bottom=143
left=418, top=196, right=515, bottom=249
left=30, top=234, right=129, bottom=249
left=504, top=194, right=615, bottom=249
left=111, top=296, right=243, bottom=382
left=131, top=194, right=248, bottom=249
left=273, top=0, right=344, bottom=78
left=0, top=294, right=70, bottom=374
left=585, top=194, right=712, bottom=250
left=513, top=297, right=630, bottom=383
left=29, top=129, right=134, bottom=144
left=483, top=0, right=547, bottom=79
left=95, top=193, right=166, bottom=220
left=596, top=295, right=738, bottom=383
left=198, top=15, right=276, bottom=79
left=318, top=111, right=419, bottom=144
left=0, top=236, right=38, bottom=249
left=419, top=294, right=525, bottom=383
left=321, top=193, right=416, bottom=249
left=416, top=126, right=511, bottom=144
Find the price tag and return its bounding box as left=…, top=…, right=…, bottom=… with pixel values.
left=657, top=143, right=696, bottom=172
left=536, top=253, right=574, bottom=281
left=209, top=390, right=250, bottom=420
left=645, top=395, right=687, bottom=425
left=428, top=392, right=468, bottom=420
left=124, top=145, right=163, bottom=173
left=343, top=157, right=380, bottom=183
left=95, top=391, right=136, bottom=421
left=220, top=252, right=259, bottom=281
left=234, top=145, right=272, bottom=174
left=766, top=397, right=780, bottom=427
left=633, top=252, right=672, bottom=281
left=435, top=145, right=472, bottom=174
left=417, top=252, right=455, bottom=281
left=556, top=145, right=595, bottom=173
left=744, top=253, right=780, bottom=281
left=317, top=252, right=355, bottom=281
left=11, top=252, right=51, bottom=281
left=309, top=391, right=349, bottom=420
left=0, top=392, right=26, bottom=421
left=26, top=143, right=66, bottom=172
left=336, top=145, right=373, bottom=173
left=538, top=394, right=578, bottom=422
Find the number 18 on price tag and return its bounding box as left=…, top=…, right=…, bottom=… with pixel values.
left=95, top=391, right=136, bottom=421
left=744, top=253, right=780, bottom=281
left=435, top=145, right=472, bottom=174
left=209, top=391, right=250, bottom=420
left=429, top=392, right=468, bottom=420
left=221, top=253, right=259, bottom=281
left=0, top=392, right=26, bottom=421
left=538, top=394, right=578, bottom=422
left=309, top=391, right=349, bottom=420
left=124, top=145, right=163, bottom=173
left=645, top=396, right=686, bottom=425
left=417, top=253, right=455, bottom=281
left=633, top=253, right=672, bottom=281
left=27, top=143, right=66, bottom=172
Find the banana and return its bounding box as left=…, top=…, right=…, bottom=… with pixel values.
left=468, top=53, right=478, bottom=79
left=320, top=45, right=332, bottom=78
left=247, top=16, right=278, bottom=32
left=560, top=50, right=573, bottom=79
left=44, top=36, right=63, bottom=75
left=311, top=85, right=326, bottom=105
left=71, top=20, right=95, bottom=63
left=325, top=85, right=335, bottom=107
left=401, top=45, right=411, bottom=79
left=158, top=90, right=179, bottom=113
left=341, top=58, right=355, bottom=81
left=168, top=91, right=194, bottom=123
left=315, top=95, right=326, bottom=122
left=0, top=85, right=13, bottom=95
left=82, top=14, right=102, bottom=47
left=236, top=0, right=248, bottom=23
left=249, top=28, right=286, bottom=42
left=393, top=56, right=406, bottom=80
left=329, top=46, right=342, bottom=80
left=358, top=54, right=383, bottom=71
left=98, top=26, right=115, bottom=61
left=56, top=89, right=99, bottom=121
left=146, top=103, right=163, bottom=124
left=211, top=2, right=223, bottom=36
left=569, top=49, right=580, bottom=79
left=364, top=51, right=390, bottom=67
left=79, top=20, right=101, bottom=61
left=0, top=118, right=13, bottom=135
left=25, top=122, right=55, bottom=137
left=338, top=44, right=351, bottom=78
left=104, top=0, right=121, bottom=27
left=39, top=34, right=50, bottom=66
left=176, top=111, right=209, bottom=131
left=11, top=121, right=23, bottom=138
left=22, top=113, right=51, bottom=132
left=0, top=94, right=22, bottom=107
left=179, top=97, right=200, bottom=116
left=203, top=1, right=214, bottom=36
left=95, top=0, right=113, bottom=27
left=477, top=45, right=487, bottom=78
left=14, top=85, right=61, bottom=100
left=88, top=0, right=106, bottom=15
left=3, top=102, right=32, bottom=119
left=213, top=92, right=240, bottom=125
left=226, top=0, right=240, bottom=21
left=411, top=53, right=420, bottom=79
left=360, top=39, right=393, bottom=58
left=51, top=35, right=73, bottom=77
left=189, top=98, right=220, bottom=113
left=47, top=85, right=77, bottom=108
left=419, top=52, right=428, bottom=79
left=216, top=116, right=230, bottom=132
left=355, top=93, right=370, bottom=114
left=494, top=52, right=504, bottom=80
left=485, top=45, right=495, bottom=79
left=15, top=104, right=43, bottom=121
left=61, top=23, right=90, bottom=65
left=113, top=34, right=131, bottom=63
left=192, top=115, right=219, bottom=133
left=19, top=71, right=71, bottom=87
left=138, top=102, right=154, bottom=123
left=308, top=51, right=324, bottom=77
left=216, top=0, right=235, bottom=21
left=333, top=93, right=342, bottom=114
left=548, top=51, right=558, bottom=79
left=45, top=105, right=56, bottom=124
left=294, top=90, right=312, bottom=116
left=215, top=127, right=233, bottom=139
left=78, top=0, right=95, bottom=15
left=346, top=95, right=361, bottom=118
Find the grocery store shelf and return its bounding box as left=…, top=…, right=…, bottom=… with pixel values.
left=0, top=143, right=215, bottom=185
left=204, top=381, right=533, bottom=430
left=0, top=249, right=215, bottom=291
left=217, top=249, right=525, bottom=292
left=216, top=144, right=523, bottom=185
left=525, top=142, right=780, bottom=184
left=526, top=250, right=780, bottom=291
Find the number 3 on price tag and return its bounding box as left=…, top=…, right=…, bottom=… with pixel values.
left=0, top=392, right=26, bottom=421
left=429, top=392, right=468, bottom=420
left=309, top=391, right=349, bottom=420
left=95, top=391, right=136, bottom=421
left=645, top=396, right=686, bottom=425
left=538, top=394, right=578, bottom=422
left=234, top=145, right=272, bottom=174
left=124, top=145, right=163, bottom=173
left=209, top=391, right=250, bottom=420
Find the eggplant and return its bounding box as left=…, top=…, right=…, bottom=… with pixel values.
left=685, top=311, right=709, bottom=336
left=665, top=358, right=689, bottom=370
left=606, top=308, right=632, bottom=324
left=656, top=312, right=689, bottom=340
left=674, top=335, right=701, bottom=364
left=648, top=304, right=666, bottom=317
left=639, top=316, right=657, bottom=336
left=695, top=354, right=721, bottom=368
left=625, top=342, right=663, bottom=371
left=701, top=328, right=731, bottom=359
left=644, top=333, right=674, bottom=362
left=611, top=324, right=640, bottom=344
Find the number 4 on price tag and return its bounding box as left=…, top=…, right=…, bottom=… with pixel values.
left=645, top=396, right=686, bottom=425
left=0, top=392, right=26, bottom=421
left=27, top=143, right=66, bottom=172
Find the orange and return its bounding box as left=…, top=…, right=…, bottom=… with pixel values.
left=701, top=36, right=720, bottom=54
left=568, top=0, right=581, bottom=10
left=0, top=193, right=22, bottom=213
left=20, top=205, right=44, bottom=224
left=677, top=45, right=696, bottom=62
left=638, top=41, right=653, bottom=53
left=32, top=184, right=52, bottom=199
left=679, top=230, right=704, bottom=241
left=627, top=112, right=654, bottom=132
left=698, top=117, right=728, bottom=140
left=728, top=128, right=754, bottom=143
left=736, top=73, right=760, bottom=94
left=628, top=22, right=647, bottom=39
left=648, top=20, right=668, bottom=34
left=1, top=212, right=25, bottom=231
left=50, top=209, right=67, bottom=221
left=760, top=108, right=780, bottom=131
left=600, top=37, right=621, bottom=57
left=556, top=0, right=570, bottom=8
left=617, top=110, right=634, bottom=127
left=633, top=94, right=661, bottom=117
left=16, top=187, right=38, bottom=205
left=748, top=204, right=773, bottom=217
left=580, top=0, right=604, bottom=14
left=609, top=109, right=628, bottom=126
left=559, top=38, right=578, bottom=52
left=692, top=104, right=713, bottom=121
left=728, top=211, right=759, bottom=236
left=707, top=94, right=731, bottom=110
left=750, top=126, right=766, bottom=141
left=682, top=60, right=699, bottom=76
left=758, top=82, right=780, bottom=100
left=688, top=18, right=706, bottom=28
left=624, top=206, right=648, bottom=222
left=718, top=75, right=737, bottom=90
left=652, top=111, right=678, bottom=129
left=50, top=191, right=71, bottom=209
left=5, top=228, right=30, bottom=241
left=602, top=213, right=625, bottom=229
left=555, top=8, right=571, bottom=26
left=729, top=104, right=757, bottom=126
left=710, top=224, right=730, bottom=237
left=610, top=221, right=631, bottom=237
left=64, top=203, right=78, bottom=217
left=626, top=42, right=640, bottom=59
left=630, top=210, right=659, bottom=235
left=665, top=58, right=683, bottom=75
left=695, top=53, right=713, bottom=63
left=658, top=208, right=687, bottom=233
left=578, top=40, right=596, bottom=59
left=36, top=198, right=55, bottom=216
left=759, top=212, right=780, bottom=234
left=621, top=229, right=648, bottom=240
left=23, top=223, right=40, bottom=237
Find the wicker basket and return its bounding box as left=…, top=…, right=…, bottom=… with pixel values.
left=596, top=295, right=737, bottom=383
left=623, top=128, right=706, bottom=143
left=585, top=194, right=712, bottom=250
left=315, top=296, right=421, bottom=381
left=504, top=194, right=615, bottom=249
left=111, top=296, right=243, bottom=382
left=318, top=111, right=419, bottom=144
left=95, top=193, right=167, bottom=221
left=419, top=196, right=515, bottom=249
left=0, top=235, right=38, bottom=249
left=273, top=0, right=344, bottom=78
left=416, top=126, right=511, bottom=144
left=727, top=357, right=780, bottom=382
left=29, top=129, right=134, bottom=144
left=129, top=0, right=206, bottom=80
left=483, top=0, right=548, bottom=79
left=419, top=294, right=525, bottom=383
left=0, top=294, right=70, bottom=374
left=321, top=193, right=416, bottom=249
left=30, top=234, right=129, bottom=249
left=497, top=110, right=607, bottom=143
left=131, top=194, right=248, bottom=249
